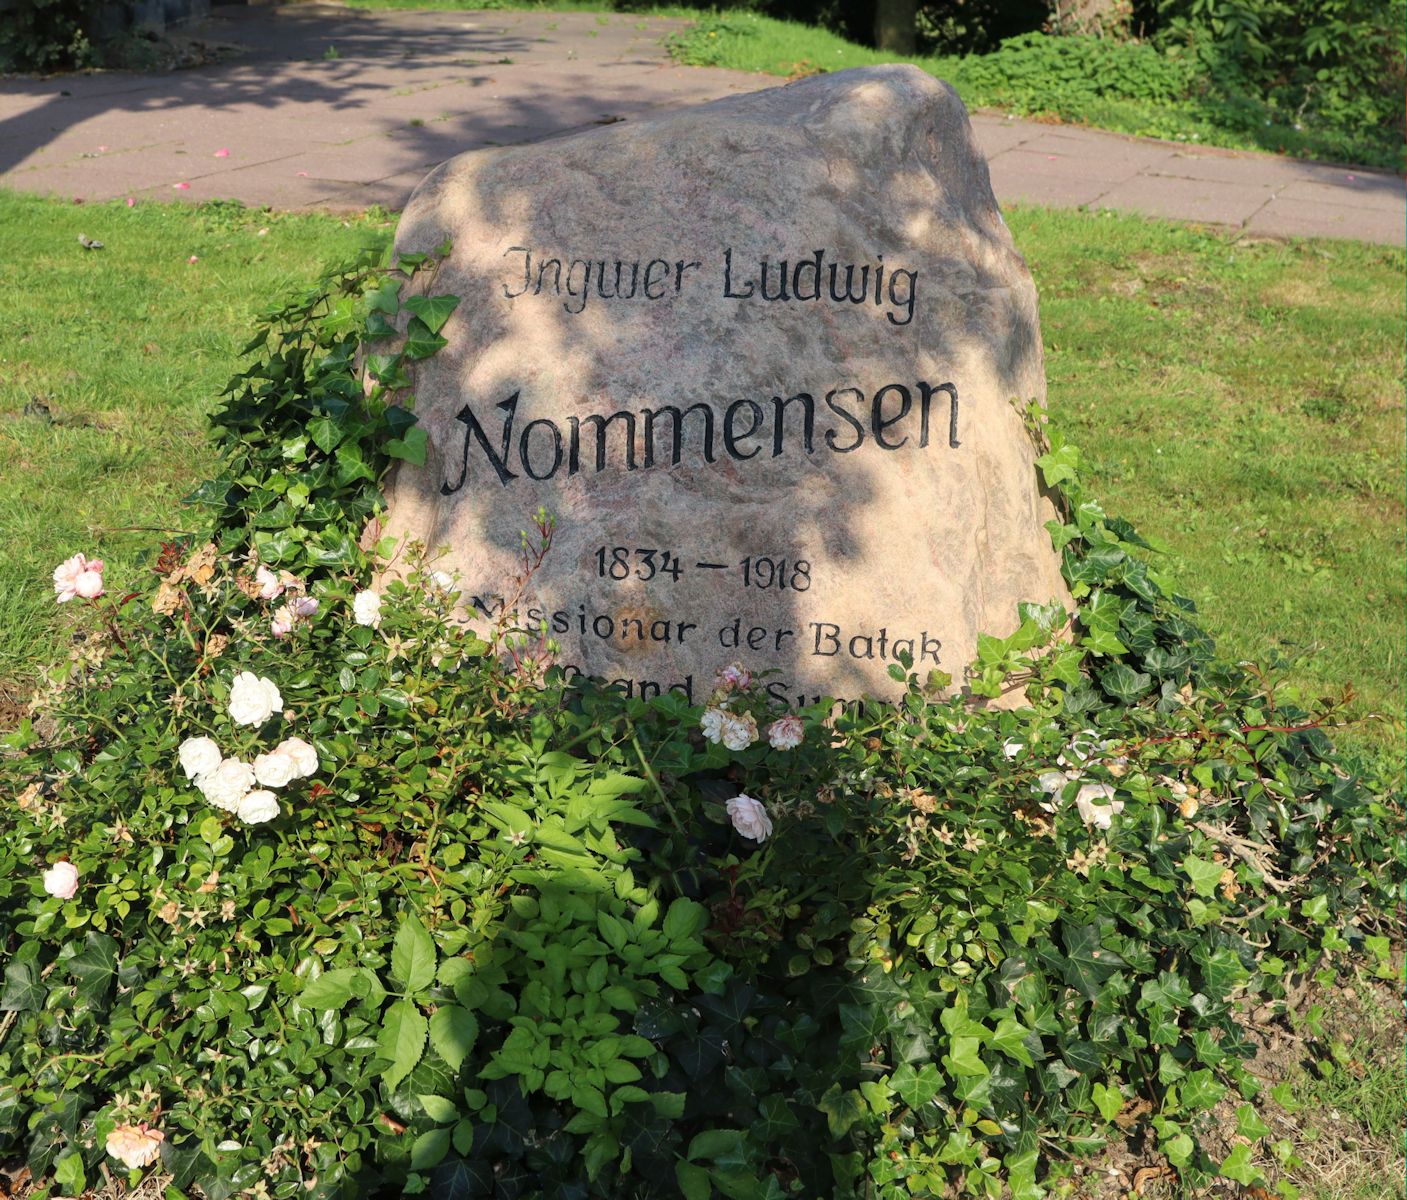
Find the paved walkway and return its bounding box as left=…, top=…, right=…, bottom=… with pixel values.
left=1, top=4, right=1401, bottom=244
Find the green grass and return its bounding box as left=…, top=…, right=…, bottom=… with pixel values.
left=0, top=194, right=391, bottom=704
left=332, top=2, right=1402, bottom=169
left=0, top=192, right=1402, bottom=777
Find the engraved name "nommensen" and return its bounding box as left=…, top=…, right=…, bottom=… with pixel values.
left=440, top=380, right=959, bottom=492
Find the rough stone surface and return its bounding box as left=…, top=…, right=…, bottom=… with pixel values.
left=381, top=64, right=1072, bottom=704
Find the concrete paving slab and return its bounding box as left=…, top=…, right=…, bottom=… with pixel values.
left=1095, top=174, right=1271, bottom=226
left=986, top=157, right=1110, bottom=208
left=1246, top=195, right=1405, bottom=245
left=1276, top=177, right=1405, bottom=215
left=0, top=3, right=1400, bottom=245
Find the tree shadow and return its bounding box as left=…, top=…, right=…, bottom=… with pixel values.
left=379, top=64, right=1065, bottom=709
left=0, top=5, right=710, bottom=197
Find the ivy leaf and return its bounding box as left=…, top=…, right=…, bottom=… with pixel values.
left=404, top=294, right=460, bottom=335
left=1182, top=856, right=1224, bottom=899
left=945, top=1036, right=990, bottom=1078
left=429, top=1005, right=478, bottom=1072
left=307, top=414, right=344, bottom=455
left=379, top=998, right=428, bottom=1090
left=0, top=962, right=45, bottom=1012
left=1035, top=443, right=1080, bottom=487
left=1236, top=1104, right=1272, bottom=1139
left=66, top=932, right=119, bottom=1008
left=392, top=916, right=437, bottom=994
left=1060, top=924, right=1126, bottom=1000
left=385, top=425, right=428, bottom=467
left=989, top=1017, right=1034, bottom=1067
left=1100, top=663, right=1152, bottom=703
left=817, top=1085, right=867, bottom=1138
left=1179, top=1068, right=1227, bottom=1112
left=1092, top=1081, right=1123, bottom=1122
left=402, top=317, right=448, bottom=361
left=53, top=1150, right=85, bottom=1196
left=890, top=1062, right=942, bottom=1110
left=1219, top=1143, right=1262, bottom=1185
left=753, top=1094, right=800, bottom=1141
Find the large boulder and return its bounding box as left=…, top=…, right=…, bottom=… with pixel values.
left=380, top=64, right=1071, bottom=705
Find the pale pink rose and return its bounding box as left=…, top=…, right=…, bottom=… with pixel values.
left=767, top=715, right=805, bottom=751
left=725, top=794, right=772, bottom=842
left=270, top=605, right=294, bottom=637
left=291, top=596, right=318, bottom=618
left=106, top=1122, right=165, bottom=1170
left=42, top=861, right=79, bottom=899
left=255, top=565, right=284, bottom=600
left=716, top=662, right=751, bottom=691
left=53, top=553, right=105, bottom=603
left=275, top=737, right=318, bottom=779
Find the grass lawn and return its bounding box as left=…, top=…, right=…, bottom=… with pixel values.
left=0, top=191, right=1402, bottom=782
left=335, top=1, right=1402, bottom=170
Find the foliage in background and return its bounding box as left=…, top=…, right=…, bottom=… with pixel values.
left=665, top=4, right=1405, bottom=168
left=0, top=0, right=104, bottom=71
left=0, top=246, right=1400, bottom=1199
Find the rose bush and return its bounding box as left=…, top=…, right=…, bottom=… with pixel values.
left=0, top=250, right=1399, bottom=1200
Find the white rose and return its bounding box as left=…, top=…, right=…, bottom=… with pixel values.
left=1002, top=739, right=1025, bottom=758
left=178, top=736, right=222, bottom=780
left=198, top=758, right=254, bottom=812
left=252, top=750, right=298, bottom=789
left=726, top=793, right=773, bottom=842
left=352, top=589, right=382, bottom=628
left=228, top=672, right=281, bottom=727
left=719, top=711, right=758, bottom=752
left=275, top=737, right=318, bottom=779
left=1074, top=782, right=1124, bottom=830
left=237, top=789, right=280, bottom=824
left=699, top=706, right=727, bottom=744
left=1037, top=770, right=1073, bottom=795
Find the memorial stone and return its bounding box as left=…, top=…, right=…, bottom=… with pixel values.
left=379, top=64, right=1072, bottom=705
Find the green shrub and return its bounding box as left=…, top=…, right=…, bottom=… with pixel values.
left=1150, top=0, right=1407, bottom=165
left=0, top=0, right=105, bottom=71
left=957, top=32, right=1197, bottom=107
left=0, top=250, right=1400, bottom=1199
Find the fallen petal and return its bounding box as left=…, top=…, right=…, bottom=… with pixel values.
left=173, top=182, right=191, bottom=190
left=214, top=147, right=230, bottom=157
